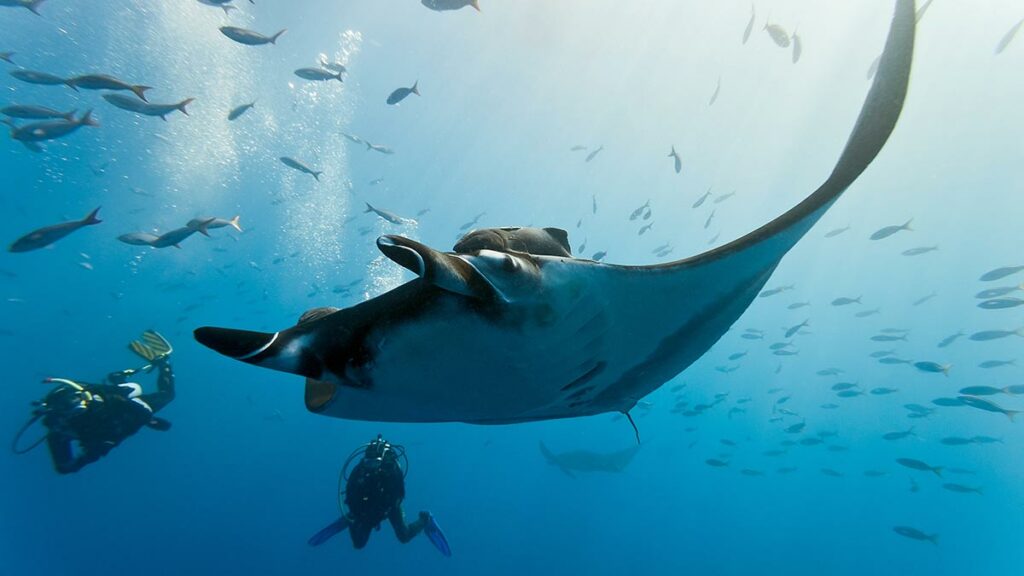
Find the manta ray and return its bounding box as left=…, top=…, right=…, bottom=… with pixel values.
left=539, top=441, right=641, bottom=478
left=195, top=0, right=915, bottom=425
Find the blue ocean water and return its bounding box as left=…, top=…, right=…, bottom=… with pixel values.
left=1, top=1, right=1022, bottom=574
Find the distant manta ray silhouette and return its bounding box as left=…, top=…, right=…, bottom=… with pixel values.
left=195, top=0, right=916, bottom=425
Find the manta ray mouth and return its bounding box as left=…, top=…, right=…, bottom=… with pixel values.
left=194, top=326, right=279, bottom=360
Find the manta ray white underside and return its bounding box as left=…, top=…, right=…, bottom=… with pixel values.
left=195, top=0, right=916, bottom=425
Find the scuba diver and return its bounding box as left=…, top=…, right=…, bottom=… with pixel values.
left=12, top=330, right=176, bottom=475
left=308, top=434, right=451, bottom=557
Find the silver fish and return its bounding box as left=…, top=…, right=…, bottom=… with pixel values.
left=364, top=203, right=416, bottom=226
left=742, top=3, right=755, bottom=44
left=295, top=67, right=344, bottom=82
left=765, top=23, right=791, bottom=47
left=969, top=328, right=1024, bottom=341
left=980, top=265, right=1024, bottom=282
left=228, top=102, right=255, bottom=121
left=668, top=146, right=682, bottom=174
left=893, top=526, right=937, bottom=545
left=104, top=94, right=193, bottom=120
left=10, top=109, right=97, bottom=144
left=692, top=188, right=712, bottom=209
left=979, top=297, right=1024, bottom=310
left=958, top=395, right=1019, bottom=421
left=870, top=219, right=912, bottom=240
left=914, top=361, right=950, bottom=375
left=902, top=245, right=937, bottom=256
left=280, top=156, right=323, bottom=180
left=832, top=296, right=861, bottom=306
left=66, top=74, right=150, bottom=101
left=995, top=17, right=1024, bottom=55
left=220, top=26, right=286, bottom=46
left=824, top=225, right=850, bottom=238
left=9, top=207, right=101, bottom=252
left=585, top=146, right=603, bottom=162
left=937, top=331, right=964, bottom=348
left=1, top=105, right=74, bottom=120
left=9, top=69, right=65, bottom=86
left=386, top=81, right=420, bottom=105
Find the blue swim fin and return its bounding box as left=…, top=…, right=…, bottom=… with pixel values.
left=424, top=513, right=451, bottom=557
left=308, top=517, right=349, bottom=547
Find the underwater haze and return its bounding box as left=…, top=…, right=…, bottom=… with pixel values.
left=2, top=1, right=1023, bottom=575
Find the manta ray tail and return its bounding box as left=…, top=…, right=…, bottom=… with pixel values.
left=678, top=0, right=914, bottom=273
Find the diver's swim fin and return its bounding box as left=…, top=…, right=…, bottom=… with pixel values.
left=308, top=517, right=349, bottom=547
left=423, top=513, right=451, bottom=557
left=129, top=330, right=173, bottom=362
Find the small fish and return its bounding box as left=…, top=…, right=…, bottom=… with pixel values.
left=784, top=319, right=809, bottom=339
left=957, top=396, right=1020, bottom=421
left=365, top=141, right=395, bottom=155
left=727, top=352, right=747, bottom=362
left=764, top=22, right=791, bottom=48
left=773, top=349, right=798, bottom=357
left=577, top=239, right=587, bottom=253
left=104, top=94, right=194, bottom=120
left=972, top=435, right=1004, bottom=444
left=787, top=302, right=810, bottom=310
left=872, top=334, right=907, bottom=342
left=995, top=17, right=1024, bottom=55
left=9, top=207, right=101, bottom=252
left=759, top=284, right=793, bottom=298
left=386, top=81, right=420, bottom=105
left=150, top=226, right=204, bottom=249
left=870, top=219, right=913, bottom=240
left=979, top=359, right=1015, bottom=369
left=421, top=0, right=480, bottom=12
left=10, top=109, right=98, bottom=144
left=902, top=246, right=938, bottom=256
left=65, top=74, right=151, bottom=101
left=896, top=458, right=942, bottom=477
left=220, top=26, right=286, bottom=46
left=0, top=52, right=14, bottom=63
left=197, top=0, right=238, bottom=15
left=629, top=200, right=650, bottom=221
left=740, top=332, right=763, bottom=341
left=799, top=437, right=822, bottom=446
left=970, top=328, right=1024, bottom=341
left=931, top=397, right=965, bottom=407
left=913, top=292, right=937, bottom=306
left=980, top=265, right=1024, bottom=282
left=878, top=357, right=911, bottom=365
left=638, top=222, right=653, bottom=236
left=295, top=67, right=344, bottom=82
left=784, top=422, right=805, bottom=434
left=742, top=4, right=755, bottom=44
left=937, top=331, right=964, bottom=348
left=939, top=437, right=975, bottom=446
left=570, top=145, right=587, bottom=152
left=831, top=296, right=861, bottom=306
left=364, top=203, right=416, bottom=226
left=187, top=216, right=242, bottom=233
left=2, top=105, right=75, bottom=121
left=705, top=458, right=729, bottom=468
left=831, top=382, right=858, bottom=391
left=280, top=156, right=323, bottom=180
left=666, top=146, right=682, bottom=174
left=592, top=195, right=598, bottom=214
left=870, top=387, right=898, bottom=395
left=914, top=361, right=950, bottom=376
left=824, top=225, right=850, bottom=238
left=341, top=132, right=364, bottom=145
left=708, top=77, right=721, bottom=106
left=855, top=308, right=881, bottom=318
left=820, top=468, right=843, bottom=478
left=9, top=69, right=64, bottom=86
left=791, top=30, right=803, bottom=64
left=883, top=427, right=915, bottom=441
left=942, top=483, right=982, bottom=495
left=869, top=349, right=896, bottom=358
left=692, top=188, right=712, bottom=209
left=713, top=192, right=736, bottom=205
left=976, top=285, right=1023, bottom=299
left=893, top=526, right=938, bottom=545
left=836, top=390, right=863, bottom=398
left=117, top=232, right=159, bottom=246
left=903, top=404, right=933, bottom=415
left=585, top=146, right=603, bottom=162
left=979, top=297, right=1024, bottom=310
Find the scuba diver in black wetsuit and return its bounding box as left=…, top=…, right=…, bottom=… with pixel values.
left=308, top=435, right=452, bottom=557
left=12, top=330, right=176, bottom=475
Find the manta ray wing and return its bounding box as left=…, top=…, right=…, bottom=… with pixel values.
left=194, top=0, right=915, bottom=425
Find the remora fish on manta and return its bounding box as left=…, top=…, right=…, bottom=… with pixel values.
left=194, top=0, right=915, bottom=425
